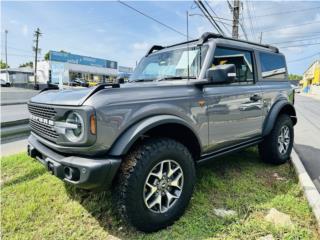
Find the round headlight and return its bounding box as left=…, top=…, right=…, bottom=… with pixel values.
left=65, top=112, right=84, bottom=142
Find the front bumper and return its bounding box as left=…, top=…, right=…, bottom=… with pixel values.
left=27, top=134, right=121, bottom=190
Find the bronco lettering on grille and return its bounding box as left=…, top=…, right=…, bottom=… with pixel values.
left=30, top=115, right=54, bottom=126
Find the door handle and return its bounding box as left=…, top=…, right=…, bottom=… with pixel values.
left=250, top=94, right=262, bottom=102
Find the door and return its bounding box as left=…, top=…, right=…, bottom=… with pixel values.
left=204, top=46, right=264, bottom=151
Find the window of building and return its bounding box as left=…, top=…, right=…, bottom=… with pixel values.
left=212, top=47, right=254, bottom=83
left=259, top=52, right=286, bottom=80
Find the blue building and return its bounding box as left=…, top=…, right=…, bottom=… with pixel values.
left=36, top=51, right=118, bottom=85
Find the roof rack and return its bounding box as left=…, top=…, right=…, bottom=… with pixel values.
left=145, top=45, right=164, bottom=56
left=199, top=32, right=279, bottom=53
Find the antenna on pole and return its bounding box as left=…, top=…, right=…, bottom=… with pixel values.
left=259, top=32, right=263, bottom=43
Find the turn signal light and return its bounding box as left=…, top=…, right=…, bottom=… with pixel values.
left=90, top=113, right=96, bottom=135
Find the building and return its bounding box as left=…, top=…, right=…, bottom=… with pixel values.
left=301, top=60, right=320, bottom=93
left=36, top=51, right=118, bottom=86
left=0, top=67, right=33, bottom=87
left=118, top=66, right=134, bottom=81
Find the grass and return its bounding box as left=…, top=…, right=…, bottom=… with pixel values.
left=1, top=148, right=319, bottom=240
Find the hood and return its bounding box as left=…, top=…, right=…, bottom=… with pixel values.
left=30, top=80, right=194, bottom=106
left=30, top=87, right=95, bottom=106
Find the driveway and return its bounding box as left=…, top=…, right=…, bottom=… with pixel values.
left=294, top=94, right=320, bottom=191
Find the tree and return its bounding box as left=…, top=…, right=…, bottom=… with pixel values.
left=19, top=61, right=33, bottom=68
left=44, top=50, right=67, bottom=61
left=288, top=74, right=302, bottom=81
left=44, top=52, right=50, bottom=61
left=0, top=60, right=9, bottom=69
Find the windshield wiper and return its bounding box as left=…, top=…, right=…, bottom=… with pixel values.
left=130, top=79, right=154, bottom=82
left=156, top=76, right=196, bottom=82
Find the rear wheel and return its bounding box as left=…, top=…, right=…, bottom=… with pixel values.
left=113, top=138, right=196, bottom=232
left=259, top=114, right=294, bottom=164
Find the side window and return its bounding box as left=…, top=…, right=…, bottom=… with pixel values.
left=259, top=52, right=286, bottom=80
left=212, top=47, right=254, bottom=84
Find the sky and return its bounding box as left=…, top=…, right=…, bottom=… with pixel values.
left=1, top=0, right=320, bottom=75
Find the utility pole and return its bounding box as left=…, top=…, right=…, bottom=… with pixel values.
left=232, top=0, right=240, bottom=39
left=33, top=28, right=42, bottom=90
left=259, top=32, right=263, bottom=43
left=186, top=11, right=190, bottom=80
left=4, top=29, right=8, bottom=82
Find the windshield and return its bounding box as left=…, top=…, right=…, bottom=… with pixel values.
left=130, top=45, right=208, bottom=82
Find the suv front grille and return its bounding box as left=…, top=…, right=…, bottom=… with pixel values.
left=28, top=104, right=56, bottom=119
left=30, top=119, right=59, bottom=140
left=28, top=103, right=58, bottom=142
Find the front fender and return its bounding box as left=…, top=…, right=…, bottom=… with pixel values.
left=108, top=115, right=200, bottom=156
left=262, top=100, right=297, bottom=137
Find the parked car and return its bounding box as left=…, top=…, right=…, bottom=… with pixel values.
left=69, top=78, right=89, bottom=87
left=0, top=79, right=11, bottom=87
left=88, top=81, right=99, bottom=87
left=27, top=32, right=296, bottom=232
left=291, top=84, right=301, bottom=93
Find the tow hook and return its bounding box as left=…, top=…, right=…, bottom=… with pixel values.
left=47, top=162, right=54, bottom=175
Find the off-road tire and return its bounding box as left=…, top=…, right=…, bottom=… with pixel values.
left=259, top=114, right=294, bottom=164
left=113, top=137, right=196, bottom=232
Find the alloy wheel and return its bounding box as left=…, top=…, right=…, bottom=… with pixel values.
left=143, top=160, right=184, bottom=213
left=278, top=125, right=290, bottom=155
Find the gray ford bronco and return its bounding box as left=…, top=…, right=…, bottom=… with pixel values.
left=27, top=32, right=297, bottom=232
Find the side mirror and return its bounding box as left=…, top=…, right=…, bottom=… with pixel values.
left=206, top=64, right=236, bottom=83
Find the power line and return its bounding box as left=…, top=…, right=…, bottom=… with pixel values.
left=280, top=42, right=320, bottom=49
left=263, top=20, right=320, bottom=33
left=270, top=36, right=320, bottom=45
left=273, top=31, right=320, bottom=38
left=204, top=1, right=231, bottom=35
left=253, top=6, right=320, bottom=18
left=249, top=0, right=261, bottom=42
left=245, top=0, right=256, bottom=41
left=194, top=0, right=225, bottom=35
left=238, top=2, right=249, bottom=40
left=118, top=0, right=187, bottom=37
left=4, top=53, right=40, bottom=57
left=288, top=52, right=320, bottom=63
left=7, top=46, right=33, bottom=53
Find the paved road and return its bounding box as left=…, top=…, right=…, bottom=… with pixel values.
left=294, top=94, right=320, bottom=191
left=1, top=137, right=28, bottom=157
left=1, top=104, right=29, bottom=123
left=1, top=87, right=39, bottom=105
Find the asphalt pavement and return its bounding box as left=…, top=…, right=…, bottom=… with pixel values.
left=1, top=137, right=28, bottom=157
left=294, top=94, right=320, bottom=191
left=1, top=104, right=29, bottom=123
left=0, top=86, right=39, bottom=105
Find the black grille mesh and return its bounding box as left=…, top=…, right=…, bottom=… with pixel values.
left=28, top=104, right=56, bottom=119
left=28, top=103, right=58, bottom=141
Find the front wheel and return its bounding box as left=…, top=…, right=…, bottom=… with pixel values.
left=113, top=138, right=196, bottom=232
left=259, top=114, right=294, bottom=164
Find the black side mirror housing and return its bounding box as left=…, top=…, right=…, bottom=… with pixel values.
left=206, top=64, right=236, bottom=84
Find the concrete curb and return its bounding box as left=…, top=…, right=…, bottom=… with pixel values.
left=291, top=149, right=320, bottom=230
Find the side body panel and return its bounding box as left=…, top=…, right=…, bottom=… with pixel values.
left=84, top=84, right=209, bottom=155
left=204, top=84, right=263, bottom=151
